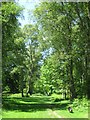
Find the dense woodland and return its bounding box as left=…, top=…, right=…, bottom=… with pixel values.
left=2, top=1, right=90, bottom=101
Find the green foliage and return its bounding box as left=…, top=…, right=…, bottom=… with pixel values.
left=22, top=24, right=41, bottom=96
left=72, top=98, right=88, bottom=112
left=2, top=2, right=25, bottom=93
left=34, top=2, right=90, bottom=100
left=2, top=1, right=90, bottom=100
left=2, top=1, right=89, bottom=119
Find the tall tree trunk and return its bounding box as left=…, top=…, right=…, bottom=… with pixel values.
left=67, top=22, right=76, bottom=100
left=21, top=80, right=24, bottom=97
left=69, top=58, right=76, bottom=100
left=84, top=41, right=90, bottom=99
left=26, top=80, right=33, bottom=96
left=28, top=79, right=33, bottom=95
left=21, top=88, right=24, bottom=97
left=27, top=69, right=34, bottom=96
left=74, top=3, right=90, bottom=99
left=27, top=43, right=34, bottom=96
left=86, top=1, right=90, bottom=99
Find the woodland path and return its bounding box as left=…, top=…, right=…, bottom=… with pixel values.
left=47, top=109, right=65, bottom=119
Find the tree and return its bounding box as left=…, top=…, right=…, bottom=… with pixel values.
left=34, top=2, right=90, bottom=100
left=2, top=2, right=25, bottom=94
left=22, top=24, right=41, bottom=96
left=73, top=2, right=90, bottom=99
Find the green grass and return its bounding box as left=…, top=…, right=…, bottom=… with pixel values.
left=0, top=109, right=2, bottom=119
left=2, top=94, right=59, bottom=118
left=2, top=93, right=89, bottom=118
left=2, top=109, right=55, bottom=118
left=54, top=108, right=88, bottom=118
left=54, top=98, right=88, bottom=119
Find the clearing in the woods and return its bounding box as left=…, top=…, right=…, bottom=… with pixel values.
left=2, top=94, right=88, bottom=119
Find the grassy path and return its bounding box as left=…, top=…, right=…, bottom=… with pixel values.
left=47, top=109, right=62, bottom=118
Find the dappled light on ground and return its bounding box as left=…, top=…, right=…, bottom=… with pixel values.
left=2, top=94, right=88, bottom=118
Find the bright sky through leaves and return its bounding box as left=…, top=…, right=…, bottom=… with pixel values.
left=17, top=0, right=40, bottom=27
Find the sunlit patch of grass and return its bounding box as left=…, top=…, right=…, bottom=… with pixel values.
left=9, top=93, right=21, bottom=97
left=51, top=93, right=62, bottom=99
left=2, top=109, right=54, bottom=118
left=3, top=95, right=55, bottom=105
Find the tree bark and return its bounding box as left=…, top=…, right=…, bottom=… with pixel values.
left=86, top=1, right=90, bottom=99
left=21, top=88, right=24, bottom=97
left=69, top=58, right=76, bottom=100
